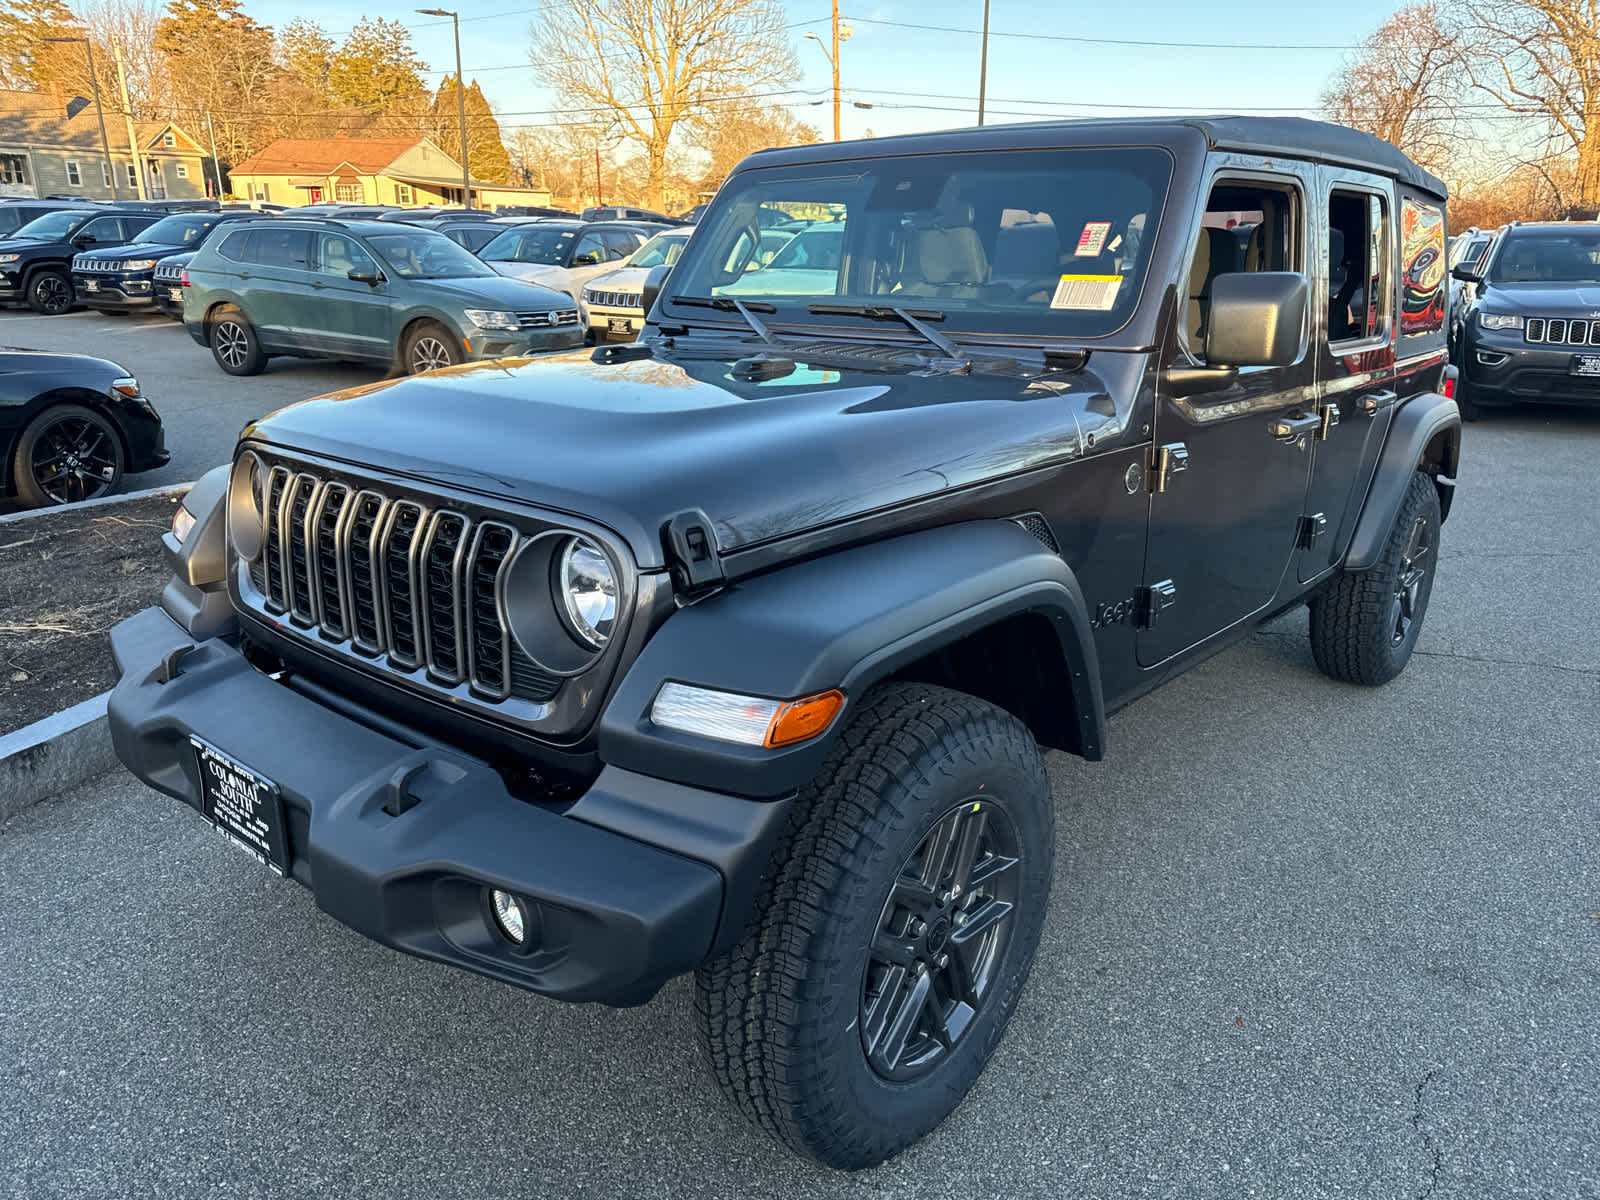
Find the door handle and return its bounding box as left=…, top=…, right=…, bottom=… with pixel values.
left=1269, top=412, right=1321, bottom=442
left=310, top=280, right=325, bottom=289
left=1356, top=389, right=1397, bottom=416
left=238, top=270, right=251, bottom=279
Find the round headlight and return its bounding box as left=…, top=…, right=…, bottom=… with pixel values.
left=228, top=450, right=266, bottom=560
left=556, top=537, right=617, bottom=649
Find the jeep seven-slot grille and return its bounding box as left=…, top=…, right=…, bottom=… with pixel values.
left=254, top=469, right=560, bottom=703
left=1524, top=317, right=1600, bottom=345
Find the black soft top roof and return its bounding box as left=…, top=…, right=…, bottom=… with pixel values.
left=743, top=115, right=1448, bottom=201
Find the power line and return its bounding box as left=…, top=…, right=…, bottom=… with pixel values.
left=841, top=15, right=1365, bottom=52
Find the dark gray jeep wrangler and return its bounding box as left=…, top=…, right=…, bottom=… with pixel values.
left=109, top=116, right=1460, bottom=1169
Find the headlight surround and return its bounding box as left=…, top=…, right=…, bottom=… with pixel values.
left=465, top=308, right=521, bottom=331
left=227, top=450, right=267, bottom=561
left=0, top=253, right=18, bottom=264
left=123, top=258, right=158, bottom=271
left=1480, top=312, right=1524, bottom=331
left=556, top=537, right=618, bottom=649
left=171, top=504, right=196, bottom=546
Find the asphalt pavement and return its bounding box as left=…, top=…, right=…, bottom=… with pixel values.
left=1, top=317, right=1599, bottom=1197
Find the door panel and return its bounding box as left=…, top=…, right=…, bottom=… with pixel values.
left=1138, top=171, right=1316, bottom=666
left=308, top=233, right=392, bottom=361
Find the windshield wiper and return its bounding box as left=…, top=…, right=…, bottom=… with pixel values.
left=671, top=294, right=778, bottom=343
left=807, top=303, right=969, bottom=366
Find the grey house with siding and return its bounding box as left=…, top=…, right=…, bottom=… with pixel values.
left=0, top=88, right=211, bottom=202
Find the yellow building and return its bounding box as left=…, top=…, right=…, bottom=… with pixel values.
left=227, top=135, right=551, bottom=209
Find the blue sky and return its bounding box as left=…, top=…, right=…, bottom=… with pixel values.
left=250, top=0, right=1412, bottom=147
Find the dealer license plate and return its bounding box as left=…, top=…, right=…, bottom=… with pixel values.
left=191, top=736, right=289, bottom=876
left=1572, top=355, right=1600, bottom=377
left=607, top=316, right=634, bottom=335
left=83, top=279, right=99, bottom=292
left=169, top=287, right=183, bottom=302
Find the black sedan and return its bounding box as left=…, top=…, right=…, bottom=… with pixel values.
left=1, top=351, right=167, bottom=507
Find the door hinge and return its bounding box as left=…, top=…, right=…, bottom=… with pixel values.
left=1137, top=579, right=1178, bottom=628
left=1149, top=442, right=1189, bottom=493
left=662, top=509, right=724, bottom=595
left=1297, top=512, right=1328, bottom=549
left=1318, top=402, right=1341, bottom=440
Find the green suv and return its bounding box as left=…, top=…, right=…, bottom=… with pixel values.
left=182, top=218, right=585, bottom=376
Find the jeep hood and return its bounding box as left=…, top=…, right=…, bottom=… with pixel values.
left=1483, top=282, right=1600, bottom=312
left=244, top=345, right=1129, bottom=570
left=80, top=240, right=187, bottom=261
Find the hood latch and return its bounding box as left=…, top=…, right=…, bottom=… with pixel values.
left=663, top=509, right=725, bottom=596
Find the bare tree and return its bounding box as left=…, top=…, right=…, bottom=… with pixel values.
left=691, top=96, right=818, bottom=190
left=1322, top=3, right=1460, bottom=172
left=528, top=0, right=797, bottom=210
left=1460, top=0, right=1600, bottom=206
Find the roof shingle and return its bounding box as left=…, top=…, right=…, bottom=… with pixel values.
left=229, top=137, right=426, bottom=176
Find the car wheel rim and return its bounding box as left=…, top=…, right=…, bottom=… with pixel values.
left=411, top=336, right=453, bottom=372
left=29, top=416, right=117, bottom=504
left=1391, top=515, right=1431, bottom=645
left=859, top=798, right=1022, bottom=1083
left=216, top=322, right=247, bottom=368
left=36, top=275, right=69, bottom=312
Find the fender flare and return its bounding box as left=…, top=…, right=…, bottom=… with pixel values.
left=1344, top=392, right=1460, bottom=571
left=598, top=520, right=1107, bottom=798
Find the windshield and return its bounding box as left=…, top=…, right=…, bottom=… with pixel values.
left=11, top=210, right=93, bottom=240
left=367, top=230, right=496, bottom=279
left=629, top=231, right=689, bottom=269
left=480, top=224, right=576, bottom=266
left=134, top=214, right=219, bottom=245
left=665, top=147, right=1172, bottom=339
left=1490, top=229, right=1600, bottom=284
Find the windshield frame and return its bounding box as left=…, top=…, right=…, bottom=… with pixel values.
left=366, top=229, right=499, bottom=280
left=657, top=144, right=1176, bottom=347
left=1487, top=229, right=1600, bottom=285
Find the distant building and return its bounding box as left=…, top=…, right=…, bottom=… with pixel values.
left=0, top=88, right=211, bottom=201
left=227, top=135, right=551, bottom=209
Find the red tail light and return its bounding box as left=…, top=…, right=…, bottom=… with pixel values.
left=1442, top=377, right=1456, bottom=399
left=180, top=268, right=190, bottom=287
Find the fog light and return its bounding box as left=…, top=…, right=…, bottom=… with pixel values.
left=490, top=889, right=527, bottom=944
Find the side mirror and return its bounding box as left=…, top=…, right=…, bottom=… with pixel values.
left=1205, top=271, right=1307, bottom=368
left=571, top=252, right=599, bottom=266
left=73, top=235, right=95, bottom=248
left=1451, top=266, right=1482, bottom=283
left=640, top=264, right=672, bottom=319
left=347, top=267, right=381, bottom=286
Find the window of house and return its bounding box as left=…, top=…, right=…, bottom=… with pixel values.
left=66, top=161, right=82, bottom=187
left=100, top=161, right=110, bottom=188
left=1185, top=179, right=1301, bottom=351
left=395, top=183, right=414, bottom=205
left=251, top=183, right=270, bottom=202
left=162, top=132, right=175, bottom=147
left=0, top=155, right=26, bottom=185
left=335, top=182, right=362, bottom=203
left=175, top=163, right=188, bottom=179
left=1328, top=189, right=1389, bottom=344
left=125, top=163, right=138, bottom=189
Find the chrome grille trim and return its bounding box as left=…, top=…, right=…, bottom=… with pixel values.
left=262, top=466, right=291, bottom=611
left=465, top=521, right=518, bottom=700
left=341, top=490, right=388, bottom=653
left=419, top=510, right=469, bottom=683
left=285, top=473, right=319, bottom=625
left=516, top=309, right=580, bottom=329
left=380, top=500, right=426, bottom=669
left=311, top=482, right=350, bottom=639
left=1521, top=317, right=1600, bottom=345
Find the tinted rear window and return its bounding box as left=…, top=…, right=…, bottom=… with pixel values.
left=236, top=228, right=313, bottom=269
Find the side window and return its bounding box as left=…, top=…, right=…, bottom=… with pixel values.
left=247, top=228, right=313, bottom=270
left=572, top=230, right=608, bottom=263
left=216, top=229, right=249, bottom=261
left=317, top=233, right=377, bottom=276
left=602, top=230, right=639, bottom=260
left=1186, top=180, right=1300, bottom=351
left=1328, top=189, right=1389, bottom=344
left=79, top=216, right=122, bottom=243
left=1398, top=196, right=1445, bottom=340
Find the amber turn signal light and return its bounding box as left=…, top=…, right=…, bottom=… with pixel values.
left=764, top=690, right=845, bottom=748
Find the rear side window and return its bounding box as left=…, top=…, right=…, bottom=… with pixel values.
left=1399, top=196, right=1446, bottom=341
left=602, top=229, right=641, bottom=259
left=216, top=229, right=251, bottom=261
left=1327, top=189, right=1390, bottom=345
left=240, top=228, right=313, bottom=269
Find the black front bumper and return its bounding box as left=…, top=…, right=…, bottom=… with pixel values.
left=73, top=275, right=157, bottom=311
left=1463, top=328, right=1600, bottom=406
left=108, top=606, right=788, bottom=1006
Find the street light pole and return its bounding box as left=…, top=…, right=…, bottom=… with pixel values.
left=805, top=6, right=852, bottom=142
left=977, top=0, right=991, bottom=126
left=417, top=8, right=469, bottom=207
left=111, top=36, right=146, bottom=200
left=43, top=35, right=117, bottom=199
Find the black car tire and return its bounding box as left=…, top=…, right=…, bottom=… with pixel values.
left=695, top=682, right=1054, bottom=1170
left=209, top=306, right=267, bottom=376
left=11, top=403, right=125, bottom=507
left=1454, top=372, right=1481, bottom=422
left=26, top=268, right=74, bottom=316
left=1309, top=469, right=1441, bottom=686
left=402, top=321, right=463, bottom=374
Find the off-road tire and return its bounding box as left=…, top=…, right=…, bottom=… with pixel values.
left=694, top=682, right=1054, bottom=1170
left=12, top=403, right=125, bottom=507
left=1309, top=469, right=1441, bottom=685
left=209, top=306, right=267, bottom=376
left=26, top=268, right=73, bottom=315
left=402, top=321, right=462, bottom=374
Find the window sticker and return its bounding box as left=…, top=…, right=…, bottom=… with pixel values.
left=1052, top=274, right=1121, bottom=311
left=1075, top=221, right=1112, bottom=256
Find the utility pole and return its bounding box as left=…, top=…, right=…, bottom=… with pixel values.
left=977, top=0, right=991, bottom=126
left=595, top=143, right=603, bottom=206
left=43, top=35, right=116, bottom=198
left=111, top=37, right=146, bottom=200
left=416, top=9, right=469, bottom=206
left=805, top=5, right=852, bottom=142
left=205, top=111, right=222, bottom=199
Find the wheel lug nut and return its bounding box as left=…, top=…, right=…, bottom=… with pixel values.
left=953, top=912, right=967, bottom=927
left=936, top=953, right=949, bottom=969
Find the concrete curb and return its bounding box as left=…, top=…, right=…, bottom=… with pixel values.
left=0, top=480, right=193, bottom=526
left=0, top=690, right=117, bottom=825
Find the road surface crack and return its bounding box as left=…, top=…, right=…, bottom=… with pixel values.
left=1412, top=1070, right=1442, bottom=1199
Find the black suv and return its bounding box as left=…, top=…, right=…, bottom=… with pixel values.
left=1452, top=221, right=1600, bottom=418
left=0, top=198, right=82, bottom=238
left=108, top=118, right=1460, bottom=1170
left=72, top=210, right=261, bottom=314
left=0, top=205, right=163, bottom=314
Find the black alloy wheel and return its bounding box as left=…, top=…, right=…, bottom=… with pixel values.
left=28, top=270, right=73, bottom=315
left=1390, top=514, right=1432, bottom=646
left=13, top=404, right=125, bottom=507
left=860, top=798, right=1022, bottom=1081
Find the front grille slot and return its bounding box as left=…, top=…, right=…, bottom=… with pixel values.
left=237, top=457, right=587, bottom=713
left=1526, top=318, right=1546, bottom=343
left=1547, top=319, right=1568, bottom=345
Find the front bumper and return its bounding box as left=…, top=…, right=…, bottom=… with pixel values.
left=108, top=606, right=788, bottom=1006
left=587, top=306, right=644, bottom=343
left=1463, top=325, right=1600, bottom=406
left=73, top=274, right=157, bottom=311
left=0, top=270, right=21, bottom=302
left=466, top=324, right=586, bottom=360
